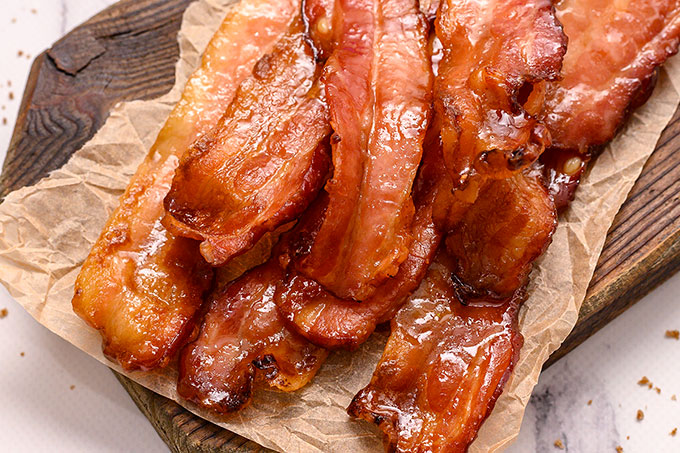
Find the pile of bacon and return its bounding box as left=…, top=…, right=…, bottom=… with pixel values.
left=72, top=0, right=680, bottom=450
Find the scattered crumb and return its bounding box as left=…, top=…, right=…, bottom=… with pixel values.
left=554, top=439, right=564, bottom=449
left=655, top=387, right=661, bottom=394
left=11, top=18, right=16, bottom=24
left=8, top=80, right=11, bottom=87
left=3, top=118, right=7, bottom=125
left=666, top=330, right=680, bottom=340
left=0, top=308, right=7, bottom=318
left=672, top=394, right=677, bottom=401
left=587, top=399, right=593, bottom=406
left=671, top=428, right=677, bottom=437
left=9, top=92, right=14, bottom=100
left=616, top=447, right=623, bottom=453
left=637, top=409, right=644, bottom=421
left=626, top=436, right=630, bottom=440
left=638, top=376, right=650, bottom=386
left=31, top=8, right=37, bottom=14
left=17, top=50, right=23, bottom=57
left=20, top=352, right=25, bottom=357
left=69, top=385, right=75, bottom=391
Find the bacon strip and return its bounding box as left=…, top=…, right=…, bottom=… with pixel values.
left=275, top=138, right=445, bottom=350
left=177, top=261, right=328, bottom=413
left=541, top=0, right=680, bottom=154
left=72, top=0, right=299, bottom=371
left=540, top=0, right=680, bottom=209
left=349, top=171, right=556, bottom=452
left=164, top=18, right=331, bottom=266
left=435, top=0, right=566, bottom=189
left=349, top=257, right=524, bottom=453
left=295, top=0, right=433, bottom=301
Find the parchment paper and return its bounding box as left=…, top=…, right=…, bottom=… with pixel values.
left=1, top=0, right=679, bottom=451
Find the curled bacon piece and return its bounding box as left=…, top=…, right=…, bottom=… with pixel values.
left=295, top=0, right=433, bottom=301
left=72, top=0, right=299, bottom=371
left=349, top=255, right=525, bottom=453
left=350, top=170, right=556, bottom=451
left=164, top=18, right=331, bottom=266
left=541, top=0, right=680, bottom=154
left=177, top=261, right=328, bottom=413
left=539, top=0, right=680, bottom=210
left=275, top=139, right=445, bottom=350
left=435, top=0, right=566, bottom=188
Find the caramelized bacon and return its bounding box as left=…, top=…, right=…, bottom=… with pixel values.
left=541, top=0, right=680, bottom=154
left=349, top=255, right=525, bottom=453
left=177, top=261, right=328, bottom=413
left=350, top=170, right=556, bottom=451
left=275, top=141, right=446, bottom=350
left=435, top=0, right=566, bottom=188
left=444, top=171, right=556, bottom=299
left=296, top=0, right=433, bottom=301
left=72, top=0, right=299, bottom=371
left=164, top=19, right=331, bottom=266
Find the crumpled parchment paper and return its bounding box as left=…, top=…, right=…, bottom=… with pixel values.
left=1, top=0, right=679, bottom=451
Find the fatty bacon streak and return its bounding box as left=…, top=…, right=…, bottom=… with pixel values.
left=349, top=171, right=557, bottom=453
left=72, top=0, right=299, bottom=371
left=295, top=0, right=433, bottom=301
left=164, top=17, right=331, bottom=266
left=541, top=0, right=680, bottom=209
left=435, top=0, right=566, bottom=193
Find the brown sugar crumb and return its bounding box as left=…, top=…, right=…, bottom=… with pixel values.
left=20, top=352, right=25, bottom=357
left=17, top=50, right=23, bottom=57
left=655, top=387, right=661, bottom=394
left=638, top=376, right=650, bottom=386
left=11, top=18, right=16, bottom=24
left=9, top=92, right=14, bottom=101
left=671, top=428, right=677, bottom=436
left=588, top=399, right=593, bottom=406
left=69, top=385, right=75, bottom=391
left=616, top=447, right=623, bottom=453
left=666, top=330, right=680, bottom=340
left=0, top=308, right=7, bottom=318
left=554, top=439, right=564, bottom=449
left=626, top=436, right=630, bottom=440
left=636, top=409, right=644, bottom=421
left=2, top=118, right=7, bottom=125
left=31, top=8, right=37, bottom=14
left=672, top=394, right=677, bottom=401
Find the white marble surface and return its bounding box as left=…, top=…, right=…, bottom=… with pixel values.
left=0, top=1, right=679, bottom=452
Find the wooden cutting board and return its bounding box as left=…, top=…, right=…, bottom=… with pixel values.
left=3, top=0, right=680, bottom=451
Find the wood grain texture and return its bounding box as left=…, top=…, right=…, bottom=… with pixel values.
left=2, top=0, right=680, bottom=451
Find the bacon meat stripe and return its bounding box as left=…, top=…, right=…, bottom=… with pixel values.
left=72, top=0, right=300, bottom=371
left=295, top=0, right=433, bottom=301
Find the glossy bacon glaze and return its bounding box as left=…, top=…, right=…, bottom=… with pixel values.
left=435, top=0, right=566, bottom=188
left=349, top=255, right=525, bottom=453
left=296, top=0, right=433, bottom=301
left=350, top=170, right=556, bottom=451
left=177, top=261, right=328, bottom=413
left=542, top=0, right=680, bottom=153
left=275, top=138, right=445, bottom=350
left=164, top=19, right=331, bottom=266
left=72, top=0, right=299, bottom=371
